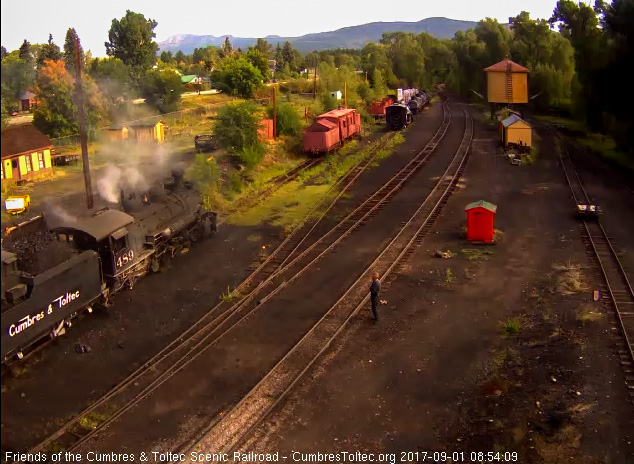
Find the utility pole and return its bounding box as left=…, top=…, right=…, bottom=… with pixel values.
left=272, top=85, right=277, bottom=139
left=313, top=66, right=317, bottom=100
left=344, top=81, right=347, bottom=108
left=75, top=36, right=93, bottom=209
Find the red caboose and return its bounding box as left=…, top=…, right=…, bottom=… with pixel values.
left=369, top=97, right=394, bottom=120
left=303, top=108, right=361, bottom=155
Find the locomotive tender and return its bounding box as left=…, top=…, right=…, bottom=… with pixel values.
left=1, top=170, right=217, bottom=363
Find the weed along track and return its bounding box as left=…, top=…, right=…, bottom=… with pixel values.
left=181, top=108, right=473, bottom=457
left=553, top=127, right=634, bottom=403
left=21, top=108, right=444, bottom=459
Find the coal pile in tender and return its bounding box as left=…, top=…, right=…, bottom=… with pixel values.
left=6, top=231, right=75, bottom=276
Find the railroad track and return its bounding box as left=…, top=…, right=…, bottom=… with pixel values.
left=181, top=107, right=474, bottom=458
left=553, top=128, right=634, bottom=403
left=225, top=157, right=325, bottom=215
left=23, top=104, right=450, bottom=460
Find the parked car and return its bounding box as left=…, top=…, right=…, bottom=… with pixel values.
left=194, top=134, right=218, bottom=153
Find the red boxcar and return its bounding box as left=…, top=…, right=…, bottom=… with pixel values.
left=369, top=97, right=394, bottom=119
left=303, top=108, right=361, bottom=155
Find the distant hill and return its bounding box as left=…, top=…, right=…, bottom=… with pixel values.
left=158, top=17, right=478, bottom=54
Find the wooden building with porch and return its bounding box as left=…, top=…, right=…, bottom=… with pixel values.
left=1, top=125, right=53, bottom=184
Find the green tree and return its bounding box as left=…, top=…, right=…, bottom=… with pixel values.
left=221, top=36, right=233, bottom=58
left=211, top=56, right=263, bottom=98
left=139, top=68, right=183, bottom=113
left=1, top=46, right=7, bottom=60
left=213, top=101, right=261, bottom=152
left=254, top=38, right=272, bottom=57
left=18, top=40, right=34, bottom=69
left=246, top=48, right=269, bottom=80
left=1, top=54, right=34, bottom=112
left=63, top=28, right=84, bottom=74
left=89, top=57, right=133, bottom=112
left=265, top=103, right=301, bottom=137
left=371, top=68, right=387, bottom=100
left=37, top=34, right=62, bottom=68
left=381, top=32, right=425, bottom=87
left=105, top=10, right=159, bottom=81
left=33, top=59, right=106, bottom=137
left=160, top=50, right=174, bottom=64
left=192, top=45, right=218, bottom=71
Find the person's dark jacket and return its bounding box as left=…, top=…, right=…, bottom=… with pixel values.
left=370, top=280, right=381, bottom=297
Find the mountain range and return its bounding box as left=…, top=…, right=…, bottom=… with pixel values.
left=158, top=17, right=478, bottom=54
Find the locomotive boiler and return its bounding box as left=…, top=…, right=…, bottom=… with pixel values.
left=1, top=169, right=217, bottom=363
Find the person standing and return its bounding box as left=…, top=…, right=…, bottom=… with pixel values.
left=370, top=272, right=381, bottom=321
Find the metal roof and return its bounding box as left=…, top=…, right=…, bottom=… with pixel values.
left=181, top=75, right=199, bottom=83
left=54, top=209, right=134, bottom=241
left=483, top=58, right=529, bottom=73
left=308, top=119, right=338, bottom=131
left=319, top=108, right=356, bottom=118
left=501, top=114, right=531, bottom=128
left=465, top=200, right=497, bottom=213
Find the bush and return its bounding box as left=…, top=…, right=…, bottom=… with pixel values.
left=321, top=93, right=338, bottom=112
left=213, top=102, right=261, bottom=152
left=266, top=103, right=301, bottom=137
left=238, top=143, right=265, bottom=169
left=186, top=154, right=220, bottom=193
left=228, top=170, right=244, bottom=193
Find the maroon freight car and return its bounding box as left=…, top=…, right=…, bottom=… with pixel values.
left=303, top=108, right=361, bottom=155
left=369, top=97, right=394, bottom=121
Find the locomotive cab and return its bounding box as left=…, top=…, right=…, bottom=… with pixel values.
left=53, top=209, right=139, bottom=291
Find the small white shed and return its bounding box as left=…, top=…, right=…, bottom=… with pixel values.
left=330, top=90, right=342, bottom=100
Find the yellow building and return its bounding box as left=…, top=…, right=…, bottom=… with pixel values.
left=1, top=124, right=53, bottom=184
left=103, top=125, right=130, bottom=142
left=484, top=58, right=529, bottom=104
left=501, top=114, right=532, bottom=147
left=129, top=121, right=166, bottom=144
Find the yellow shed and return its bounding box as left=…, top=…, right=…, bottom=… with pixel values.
left=501, top=114, right=532, bottom=147
left=103, top=125, right=129, bottom=142
left=484, top=58, right=529, bottom=104
left=129, top=120, right=166, bottom=144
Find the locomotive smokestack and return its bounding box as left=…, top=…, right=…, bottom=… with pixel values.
left=171, top=168, right=184, bottom=189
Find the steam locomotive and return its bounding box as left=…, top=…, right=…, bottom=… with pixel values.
left=1, top=170, right=217, bottom=363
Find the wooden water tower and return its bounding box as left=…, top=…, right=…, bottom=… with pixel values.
left=484, top=58, right=529, bottom=106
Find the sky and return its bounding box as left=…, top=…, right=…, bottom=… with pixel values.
left=1, top=0, right=559, bottom=57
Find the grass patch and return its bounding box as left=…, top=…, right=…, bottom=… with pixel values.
left=577, top=304, right=603, bottom=323
left=78, top=411, right=107, bottom=430
left=239, top=182, right=331, bottom=231
left=501, top=317, right=521, bottom=336
left=220, top=286, right=243, bottom=303
left=552, top=261, right=588, bottom=295
left=461, top=248, right=495, bottom=261
left=443, top=268, right=455, bottom=285
left=521, top=132, right=540, bottom=166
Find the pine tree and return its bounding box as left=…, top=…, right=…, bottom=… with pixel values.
left=37, top=34, right=62, bottom=68
left=18, top=40, right=33, bottom=66
left=63, top=28, right=84, bottom=74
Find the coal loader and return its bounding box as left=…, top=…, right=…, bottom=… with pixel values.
left=1, top=169, right=217, bottom=363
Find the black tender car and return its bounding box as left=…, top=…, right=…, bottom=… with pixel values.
left=386, top=104, right=413, bottom=131
left=194, top=134, right=218, bottom=153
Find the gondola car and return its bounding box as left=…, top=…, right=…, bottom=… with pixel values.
left=1, top=169, right=217, bottom=363
left=385, top=104, right=413, bottom=131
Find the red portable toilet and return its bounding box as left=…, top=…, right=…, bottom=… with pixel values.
left=465, top=200, right=497, bottom=242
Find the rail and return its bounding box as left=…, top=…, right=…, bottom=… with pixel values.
left=182, top=107, right=474, bottom=456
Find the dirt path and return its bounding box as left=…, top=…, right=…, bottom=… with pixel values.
left=0, top=106, right=447, bottom=453
left=240, top=107, right=634, bottom=463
